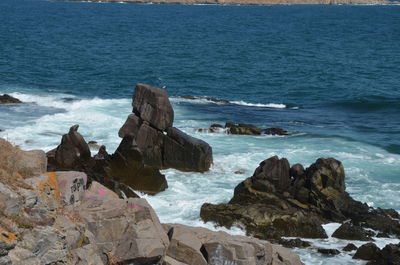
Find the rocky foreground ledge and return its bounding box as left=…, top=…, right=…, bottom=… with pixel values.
left=0, top=138, right=303, bottom=265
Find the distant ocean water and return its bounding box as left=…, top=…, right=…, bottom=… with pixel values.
left=1, top=0, right=399, bottom=264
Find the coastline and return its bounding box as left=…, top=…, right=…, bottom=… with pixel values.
left=50, top=0, right=398, bottom=5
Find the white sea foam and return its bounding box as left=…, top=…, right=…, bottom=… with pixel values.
left=230, top=100, right=286, bottom=108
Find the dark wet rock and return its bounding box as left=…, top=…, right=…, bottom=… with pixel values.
left=109, top=136, right=168, bottom=194
left=53, top=125, right=91, bottom=169
left=133, top=83, right=174, bottom=131
left=261, top=127, right=289, bottom=136
left=225, top=122, right=262, bottom=135
left=251, top=156, right=291, bottom=192
left=343, top=243, right=358, bottom=252
left=317, top=248, right=340, bottom=255
left=234, top=170, right=245, bottom=174
left=279, top=238, right=311, bottom=248
left=164, top=127, right=213, bottom=172
left=200, top=155, right=400, bottom=242
left=118, top=113, right=141, bottom=138
left=376, top=232, right=390, bottom=238
left=0, top=94, right=22, bottom=104
left=353, top=243, right=381, bottom=260
left=332, top=222, right=374, bottom=241
left=180, top=95, right=230, bottom=104
left=290, top=164, right=305, bottom=179
left=366, top=243, right=400, bottom=265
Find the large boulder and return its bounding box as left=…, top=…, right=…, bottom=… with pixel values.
left=54, top=125, right=91, bottom=169
left=133, top=83, right=174, bottom=131
left=77, top=197, right=169, bottom=264
left=164, top=127, right=213, bottom=172
left=163, top=223, right=304, bottom=265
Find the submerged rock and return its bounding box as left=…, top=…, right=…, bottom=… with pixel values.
left=0, top=94, right=22, bottom=104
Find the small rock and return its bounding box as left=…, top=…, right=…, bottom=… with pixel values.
left=317, top=248, right=340, bottom=255
left=332, top=222, right=373, bottom=241
left=353, top=243, right=381, bottom=260
left=376, top=232, right=390, bottom=238
left=261, top=127, right=289, bottom=136
left=279, top=238, right=311, bottom=248
left=225, top=123, right=262, bottom=135
left=234, top=170, right=245, bottom=174
left=343, top=243, right=358, bottom=252
left=0, top=94, right=22, bottom=104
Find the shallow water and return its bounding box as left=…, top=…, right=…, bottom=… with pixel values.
left=1, top=1, right=399, bottom=263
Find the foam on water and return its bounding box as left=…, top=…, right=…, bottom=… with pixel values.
left=230, top=100, right=286, bottom=109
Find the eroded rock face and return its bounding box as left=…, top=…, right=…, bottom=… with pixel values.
left=331, top=222, right=373, bottom=241
left=200, top=156, right=400, bottom=241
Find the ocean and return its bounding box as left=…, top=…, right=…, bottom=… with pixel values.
left=1, top=0, right=399, bottom=264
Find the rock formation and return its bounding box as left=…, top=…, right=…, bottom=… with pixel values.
left=200, top=156, right=400, bottom=241
left=118, top=83, right=213, bottom=172
left=197, top=123, right=288, bottom=136
left=0, top=138, right=303, bottom=265
left=47, top=84, right=213, bottom=195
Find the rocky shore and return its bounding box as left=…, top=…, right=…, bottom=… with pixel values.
left=54, top=0, right=393, bottom=5
left=0, top=84, right=304, bottom=264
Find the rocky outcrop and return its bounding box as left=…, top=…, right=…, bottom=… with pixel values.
left=0, top=94, right=22, bottom=104
left=118, top=84, right=213, bottom=172
left=47, top=84, right=213, bottom=195
left=163, top=223, right=304, bottom=265
left=197, top=123, right=288, bottom=136
left=200, top=156, right=400, bottom=241
left=0, top=141, right=303, bottom=265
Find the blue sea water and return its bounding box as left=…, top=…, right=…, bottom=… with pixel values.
left=1, top=0, right=400, bottom=264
